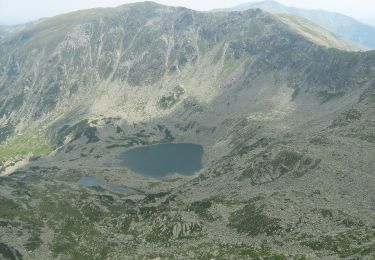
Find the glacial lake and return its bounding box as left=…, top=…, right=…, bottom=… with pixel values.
left=121, top=143, right=203, bottom=178
left=79, top=176, right=137, bottom=194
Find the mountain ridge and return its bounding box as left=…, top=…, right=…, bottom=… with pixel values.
left=229, top=0, right=375, bottom=50
left=0, top=3, right=364, bottom=135
left=0, top=2, right=375, bottom=259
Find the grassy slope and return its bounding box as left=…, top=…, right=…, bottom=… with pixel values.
left=0, top=130, right=52, bottom=161
left=275, top=13, right=360, bottom=51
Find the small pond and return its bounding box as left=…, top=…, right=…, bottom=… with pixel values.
left=79, top=176, right=137, bottom=194
left=121, top=143, right=203, bottom=178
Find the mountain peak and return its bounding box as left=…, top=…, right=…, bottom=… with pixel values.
left=235, top=0, right=285, bottom=10
left=118, top=1, right=167, bottom=9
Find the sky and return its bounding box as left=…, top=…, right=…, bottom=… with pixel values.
left=0, top=0, right=374, bottom=25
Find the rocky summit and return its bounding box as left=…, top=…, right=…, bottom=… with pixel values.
left=0, top=2, right=375, bottom=259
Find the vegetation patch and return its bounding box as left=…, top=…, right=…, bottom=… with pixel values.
left=242, top=150, right=318, bottom=184
left=343, top=109, right=362, bottom=120
left=320, top=208, right=333, bottom=218
left=235, top=137, right=272, bottom=157
left=228, top=204, right=281, bottom=236
left=158, top=86, right=185, bottom=109
left=222, top=245, right=287, bottom=259
left=183, top=97, right=204, bottom=113
left=219, top=56, right=245, bottom=81
left=188, top=199, right=213, bottom=220
left=0, top=123, right=14, bottom=144
left=145, top=223, right=174, bottom=243
left=272, top=150, right=303, bottom=173
left=0, top=242, right=23, bottom=260
left=291, top=87, right=301, bottom=101
left=53, top=119, right=99, bottom=146
left=300, top=230, right=375, bottom=258
left=116, top=126, right=123, bottom=134
left=185, top=242, right=287, bottom=259
left=331, top=108, right=362, bottom=127
left=106, top=143, right=133, bottom=149
left=0, top=196, right=20, bottom=219
left=25, top=230, right=43, bottom=251
left=309, top=135, right=330, bottom=145
left=142, top=192, right=170, bottom=203
left=348, top=132, right=375, bottom=143
left=0, top=129, right=52, bottom=161
left=317, top=90, right=345, bottom=104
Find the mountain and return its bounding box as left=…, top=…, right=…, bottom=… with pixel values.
left=0, top=25, right=23, bottom=37
left=230, top=0, right=375, bottom=50
left=0, top=2, right=375, bottom=259
left=0, top=19, right=47, bottom=38
left=362, top=18, right=375, bottom=27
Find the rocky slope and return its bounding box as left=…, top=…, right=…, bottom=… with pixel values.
left=0, top=2, right=375, bottom=259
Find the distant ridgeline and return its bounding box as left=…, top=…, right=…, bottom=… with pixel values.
left=229, top=0, right=375, bottom=49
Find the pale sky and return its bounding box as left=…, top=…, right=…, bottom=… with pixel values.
left=0, top=0, right=374, bottom=25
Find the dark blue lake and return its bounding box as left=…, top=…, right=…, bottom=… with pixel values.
left=121, top=143, right=203, bottom=178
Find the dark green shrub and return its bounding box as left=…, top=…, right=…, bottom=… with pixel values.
left=228, top=204, right=281, bottom=236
